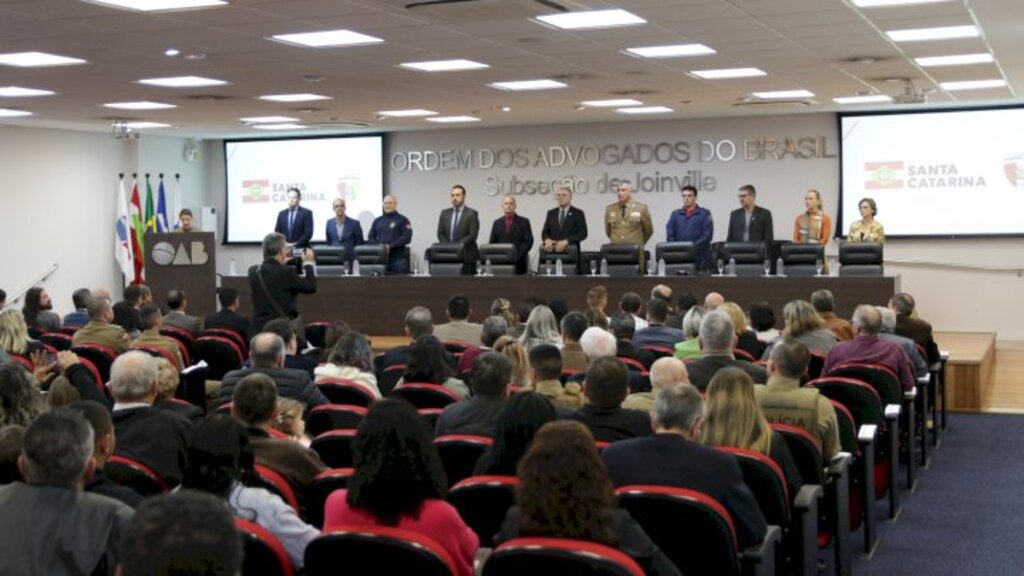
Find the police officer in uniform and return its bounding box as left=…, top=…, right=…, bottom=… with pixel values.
left=604, top=181, right=653, bottom=268
left=368, top=194, right=413, bottom=274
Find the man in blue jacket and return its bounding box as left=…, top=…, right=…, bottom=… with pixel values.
left=325, top=197, right=364, bottom=263
left=666, top=185, right=714, bottom=274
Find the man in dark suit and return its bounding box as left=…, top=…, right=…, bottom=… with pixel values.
left=602, top=383, right=767, bottom=549
left=112, top=284, right=150, bottom=336
left=373, top=306, right=436, bottom=372
left=215, top=333, right=329, bottom=411
left=726, top=184, right=774, bottom=243
left=274, top=187, right=314, bottom=248
left=248, top=232, right=317, bottom=334
left=488, top=195, right=534, bottom=275
left=610, top=312, right=656, bottom=369
left=889, top=292, right=940, bottom=364
left=541, top=186, right=588, bottom=270
left=204, top=287, right=251, bottom=342
left=686, top=309, right=767, bottom=391
left=324, top=197, right=364, bottom=262
left=436, top=184, right=480, bottom=275
left=633, top=298, right=685, bottom=350
left=567, top=356, right=652, bottom=442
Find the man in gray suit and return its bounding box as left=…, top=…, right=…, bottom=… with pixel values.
left=162, top=288, right=204, bottom=337
left=436, top=184, right=480, bottom=275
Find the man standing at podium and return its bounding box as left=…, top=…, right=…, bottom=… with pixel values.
left=274, top=187, right=314, bottom=248
left=436, top=185, right=480, bottom=275
left=604, top=181, right=652, bottom=267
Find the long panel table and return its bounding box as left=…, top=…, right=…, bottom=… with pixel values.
left=224, top=274, right=899, bottom=336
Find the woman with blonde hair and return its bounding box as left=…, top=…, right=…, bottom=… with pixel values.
left=673, top=305, right=705, bottom=360
left=793, top=189, right=832, bottom=245
left=762, top=300, right=836, bottom=358
left=494, top=335, right=532, bottom=389
left=0, top=310, right=42, bottom=357
left=273, top=398, right=311, bottom=446
left=718, top=302, right=761, bottom=359
left=490, top=298, right=519, bottom=334
left=518, top=305, right=562, bottom=351
left=153, top=358, right=203, bottom=421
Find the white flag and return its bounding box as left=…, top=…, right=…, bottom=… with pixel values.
left=114, top=177, right=134, bottom=283
left=172, top=175, right=183, bottom=230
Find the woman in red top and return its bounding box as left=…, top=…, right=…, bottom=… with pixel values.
left=323, top=399, right=478, bottom=576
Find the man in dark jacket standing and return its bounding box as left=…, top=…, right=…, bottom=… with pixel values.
left=248, top=232, right=316, bottom=333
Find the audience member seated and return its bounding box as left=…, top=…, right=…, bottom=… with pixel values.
left=568, top=357, right=652, bottom=442
left=433, top=294, right=483, bottom=346
left=747, top=301, right=779, bottom=341
left=812, top=289, right=854, bottom=341
left=232, top=373, right=327, bottom=489
left=611, top=312, right=655, bottom=369
left=63, top=288, right=93, bottom=328
left=0, top=309, right=45, bottom=357
left=72, top=297, right=130, bottom=355
left=761, top=299, right=837, bottom=359
left=273, top=398, right=311, bottom=447
left=375, top=306, right=435, bottom=372
left=67, top=400, right=144, bottom=509
left=651, top=284, right=673, bottom=312
left=619, top=291, right=649, bottom=331
left=112, top=284, right=149, bottom=336
left=686, top=310, right=767, bottom=391
left=489, top=297, right=520, bottom=337
left=633, top=298, right=685, bottom=350
left=216, top=333, right=329, bottom=411
left=602, top=383, right=768, bottom=549
left=0, top=363, right=45, bottom=427
left=152, top=358, right=203, bottom=422
left=118, top=490, right=241, bottom=576
left=162, top=288, right=204, bottom=337
left=35, top=349, right=109, bottom=409
left=755, top=338, right=841, bottom=460
left=623, top=356, right=688, bottom=412
left=0, top=409, right=134, bottom=574
left=878, top=307, right=929, bottom=378
left=704, top=291, right=724, bottom=310
left=110, top=351, right=194, bottom=486
left=702, top=368, right=802, bottom=497
left=262, top=318, right=318, bottom=377
left=584, top=306, right=610, bottom=330
left=0, top=425, right=23, bottom=484
left=396, top=335, right=471, bottom=399
left=314, top=331, right=381, bottom=398
left=183, top=415, right=319, bottom=570
left=823, top=305, right=917, bottom=392
left=22, top=287, right=62, bottom=333
left=548, top=298, right=569, bottom=326
left=529, top=344, right=583, bottom=409
left=559, top=311, right=590, bottom=373
left=474, top=391, right=556, bottom=476
left=673, top=305, right=705, bottom=360
left=436, top=352, right=511, bottom=436
left=665, top=291, right=698, bottom=330
left=494, top=336, right=532, bottom=390
left=587, top=285, right=608, bottom=315
left=130, top=304, right=185, bottom=369
left=496, top=420, right=680, bottom=576
left=324, top=399, right=479, bottom=576
left=457, top=315, right=509, bottom=374
left=718, top=301, right=762, bottom=358
left=889, top=292, right=941, bottom=365
left=518, top=305, right=563, bottom=351
left=203, top=286, right=251, bottom=342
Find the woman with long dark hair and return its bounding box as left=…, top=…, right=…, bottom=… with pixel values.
left=314, top=331, right=381, bottom=398
left=396, top=334, right=469, bottom=399
left=474, top=391, right=556, bottom=476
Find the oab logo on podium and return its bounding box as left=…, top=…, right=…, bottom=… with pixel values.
left=151, top=241, right=209, bottom=266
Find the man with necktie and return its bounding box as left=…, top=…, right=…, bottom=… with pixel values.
left=542, top=186, right=588, bottom=271
left=436, top=184, right=480, bottom=275
left=273, top=187, right=314, bottom=248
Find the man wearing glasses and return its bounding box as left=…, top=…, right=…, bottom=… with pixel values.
left=727, top=184, right=774, bottom=244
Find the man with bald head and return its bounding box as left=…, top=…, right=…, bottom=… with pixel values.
left=822, top=305, right=916, bottom=391
left=488, top=194, right=534, bottom=275
left=623, top=357, right=689, bottom=412
left=72, top=297, right=130, bottom=354
left=704, top=291, right=724, bottom=310
left=369, top=194, right=413, bottom=274
left=325, top=196, right=364, bottom=263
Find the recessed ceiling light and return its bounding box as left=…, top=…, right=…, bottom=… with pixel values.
left=625, top=44, right=715, bottom=58
left=124, top=121, right=171, bottom=129
left=690, top=68, right=766, bottom=79
left=915, top=53, right=994, bottom=67
left=940, top=79, right=1007, bottom=91
left=400, top=59, right=489, bottom=72
left=0, top=51, right=86, bottom=67
left=240, top=115, right=299, bottom=123
left=833, top=95, right=893, bottom=104
left=252, top=123, right=304, bottom=130
left=104, top=101, right=176, bottom=110
left=425, top=116, right=481, bottom=123
left=534, top=9, right=646, bottom=30
left=851, top=0, right=953, bottom=6
left=886, top=25, right=979, bottom=42
left=752, top=89, right=815, bottom=99
left=489, top=79, right=567, bottom=91
left=257, top=93, right=331, bottom=102
left=615, top=106, right=673, bottom=114
left=83, top=0, right=226, bottom=11
left=270, top=29, right=383, bottom=48
left=376, top=109, right=438, bottom=117
left=0, top=108, right=32, bottom=117
left=581, top=99, right=643, bottom=107
left=0, top=86, right=55, bottom=97
left=138, top=75, right=227, bottom=87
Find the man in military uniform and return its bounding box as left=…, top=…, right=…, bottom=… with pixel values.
left=71, top=298, right=130, bottom=354
left=604, top=181, right=653, bottom=268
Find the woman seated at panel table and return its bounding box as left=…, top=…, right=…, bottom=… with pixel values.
left=792, top=189, right=832, bottom=245
left=847, top=197, right=885, bottom=243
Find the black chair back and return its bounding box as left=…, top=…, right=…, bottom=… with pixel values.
left=721, top=242, right=767, bottom=276
left=354, top=245, right=388, bottom=275
left=192, top=336, right=245, bottom=380
left=599, top=243, right=641, bottom=277
left=655, top=241, right=697, bottom=276
left=447, top=475, right=518, bottom=547
left=839, top=242, right=883, bottom=276
left=305, top=527, right=456, bottom=576
left=780, top=244, right=824, bottom=277
left=306, top=404, right=368, bottom=437
left=304, top=468, right=353, bottom=529
left=236, top=518, right=295, bottom=576
left=428, top=243, right=464, bottom=276
left=310, top=429, right=357, bottom=468
left=434, top=434, right=493, bottom=488
left=480, top=243, right=517, bottom=276
left=313, top=246, right=348, bottom=277
left=483, top=537, right=645, bottom=576
left=537, top=245, right=579, bottom=276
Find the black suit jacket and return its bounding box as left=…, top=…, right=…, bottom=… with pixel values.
left=215, top=366, right=329, bottom=411
left=437, top=206, right=480, bottom=265
left=203, top=309, right=251, bottom=342
left=726, top=205, right=774, bottom=243
left=895, top=315, right=940, bottom=364
left=112, top=406, right=193, bottom=486
left=541, top=205, right=588, bottom=244
left=566, top=404, right=652, bottom=442
left=248, top=259, right=316, bottom=333
left=686, top=354, right=768, bottom=391
left=112, top=301, right=141, bottom=334
left=488, top=214, right=534, bottom=274
left=275, top=206, right=314, bottom=247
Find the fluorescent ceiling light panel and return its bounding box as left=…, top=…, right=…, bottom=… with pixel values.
left=581, top=99, right=643, bottom=107
left=83, top=0, right=226, bottom=11
left=851, top=0, right=953, bottom=6
left=915, top=53, right=994, bottom=67
left=0, top=86, right=55, bottom=97
left=377, top=109, right=437, bottom=117
left=0, top=51, right=86, bottom=67
left=626, top=44, right=715, bottom=58
left=271, top=29, right=383, bottom=48
left=400, top=59, right=489, bottom=72
left=257, top=93, right=331, bottom=102
left=124, top=121, right=171, bottom=129
left=690, top=67, right=766, bottom=79
left=425, top=116, right=480, bottom=123
left=489, top=79, right=567, bottom=91
left=886, top=25, right=978, bottom=42
left=940, top=79, right=1007, bottom=91
left=615, top=106, right=673, bottom=114
left=138, top=75, right=226, bottom=87
left=0, top=108, right=32, bottom=117
left=534, top=9, right=646, bottom=30
left=240, top=115, right=299, bottom=123
left=252, top=123, right=304, bottom=130
left=833, top=95, right=893, bottom=104
left=104, top=100, right=176, bottom=110
left=752, top=89, right=815, bottom=99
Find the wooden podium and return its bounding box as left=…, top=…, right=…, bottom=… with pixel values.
left=144, top=232, right=218, bottom=317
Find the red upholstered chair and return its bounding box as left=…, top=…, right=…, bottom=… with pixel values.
left=203, top=328, right=248, bottom=356
left=304, top=526, right=456, bottom=576
left=316, top=377, right=377, bottom=407
left=192, top=335, right=244, bottom=380
left=39, top=332, right=73, bottom=351
left=448, top=475, right=518, bottom=547
left=70, top=344, right=117, bottom=383
left=807, top=351, right=827, bottom=380
left=377, top=364, right=406, bottom=396
left=253, top=464, right=301, bottom=514
left=483, top=538, right=645, bottom=576
left=8, top=354, right=35, bottom=371
left=442, top=340, right=476, bottom=357
left=235, top=518, right=295, bottom=576
left=433, top=434, right=493, bottom=489
left=390, top=382, right=462, bottom=409
left=105, top=454, right=170, bottom=496
left=733, top=347, right=757, bottom=362
left=304, top=468, right=354, bottom=528
left=418, top=408, right=444, bottom=432
left=303, top=321, right=331, bottom=349
left=131, top=344, right=180, bottom=369
left=310, top=429, right=358, bottom=468
left=641, top=345, right=674, bottom=359
left=306, top=404, right=368, bottom=437
left=160, top=325, right=196, bottom=347
left=617, top=356, right=647, bottom=372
